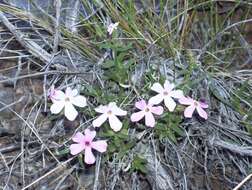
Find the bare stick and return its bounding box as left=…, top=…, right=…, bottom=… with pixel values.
left=212, top=139, right=252, bottom=157
left=233, top=174, right=252, bottom=190
left=0, top=70, right=91, bottom=84
left=53, top=0, right=61, bottom=53
left=21, top=157, right=74, bottom=190
left=93, top=155, right=101, bottom=190
left=0, top=100, right=60, bottom=164
left=0, top=10, right=52, bottom=63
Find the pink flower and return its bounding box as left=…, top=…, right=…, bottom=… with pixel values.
left=48, top=85, right=64, bottom=103
left=149, top=80, right=183, bottom=112
left=179, top=97, right=208, bottom=119
left=92, top=102, right=127, bottom=132
left=130, top=100, right=163, bottom=127
left=70, top=129, right=107, bottom=164
left=107, top=22, right=119, bottom=35
left=50, top=87, right=87, bottom=121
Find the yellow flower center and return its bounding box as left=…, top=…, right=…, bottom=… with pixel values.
left=107, top=110, right=112, bottom=115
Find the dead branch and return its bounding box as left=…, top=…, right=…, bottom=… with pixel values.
left=0, top=10, right=52, bottom=63
left=211, top=139, right=252, bottom=157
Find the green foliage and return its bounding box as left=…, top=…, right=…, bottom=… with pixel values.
left=82, top=81, right=130, bottom=106
left=100, top=120, right=136, bottom=159
left=130, top=155, right=147, bottom=174
left=155, top=112, right=184, bottom=143
left=78, top=154, right=85, bottom=168
left=101, top=42, right=135, bottom=84
left=55, top=147, right=69, bottom=156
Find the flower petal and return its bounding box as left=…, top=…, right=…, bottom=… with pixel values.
left=150, top=106, right=163, bottom=115
left=148, top=94, right=164, bottom=105
left=199, top=101, right=209, bottom=108
left=169, top=90, right=184, bottom=99
left=65, top=87, right=73, bottom=97
left=151, top=82, right=164, bottom=93
left=184, top=105, right=195, bottom=118
left=64, top=102, right=78, bottom=121
left=111, top=105, right=127, bottom=116
left=145, top=112, right=155, bottom=127
left=71, top=89, right=78, bottom=96
left=179, top=97, right=194, bottom=105
left=196, top=106, right=208, bottom=119
left=164, top=97, right=177, bottom=112
left=91, top=140, right=107, bottom=153
left=71, top=95, right=87, bottom=108
left=72, top=132, right=85, bottom=143
left=50, top=90, right=65, bottom=103
left=95, top=105, right=108, bottom=113
left=92, top=113, right=108, bottom=127
left=130, top=111, right=145, bottom=122
left=108, top=114, right=123, bottom=132
left=70, top=143, right=84, bottom=155
left=164, top=80, right=174, bottom=92
left=84, top=146, right=96, bottom=164
left=50, top=101, right=65, bottom=114
left=84, top=129, right=96, bottom=142
left=107, top=22, right=119, bottom=35
left=135, top=100, right=146, bottom=110
left=108, top=102, right=116, bottom=108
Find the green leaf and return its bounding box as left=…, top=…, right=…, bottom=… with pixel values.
left=131, top=155, right=147, bottom=174
left=55, top=147, right=69, bottom=155
left=78, top=154, right=85, bottom=168
left=155, top=112, right=184, bottom=142
left=102, top=60, right=115, bottom=69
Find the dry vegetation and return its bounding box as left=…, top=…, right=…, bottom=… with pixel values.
left=0, top=0, right=252, bottom=190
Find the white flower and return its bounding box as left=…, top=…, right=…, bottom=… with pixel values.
left=50, top=87, right=87, bottom=121
left=107, top=22, right=119, bottom=35
left=92, top=102, right=127, bottom=132
left=149, top=80, right=183, bottom=112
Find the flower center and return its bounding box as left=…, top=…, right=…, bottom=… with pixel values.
left=194, top=101, right=198, bottom=106
left=65, top=97, right=70, bottom=102
left=163, top=91, right=169, bottom=96
left=145, top=107, right=150, bottom=112
left=85, top=141, right=90, bottom=146
left=107, top=110, right=112, bottom=115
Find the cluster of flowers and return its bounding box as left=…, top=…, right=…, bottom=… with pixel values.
left=48, top=80, right=208, bottom=164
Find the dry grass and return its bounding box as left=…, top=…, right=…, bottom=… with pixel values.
left=0, top=0, right=252, bottom=190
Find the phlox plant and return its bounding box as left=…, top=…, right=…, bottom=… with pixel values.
left=49, top=80, right=208, bottom=164
left=47, top=23, right=208, bottom=165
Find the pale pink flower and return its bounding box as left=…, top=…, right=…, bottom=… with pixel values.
left=70, top=129, right=107, bottom=164
left=149, top=80, right=183, bottom=112
left=107, top=22, right=119, bottom=35
left=130, top=100, right=163, bottom=127
left=48, top=85, right=64, bottom=103
left=92, top=102, right=127, bottom=132
left=50, top=87, right=87, bottom=121
left=179, top=97, right=208, bottom=119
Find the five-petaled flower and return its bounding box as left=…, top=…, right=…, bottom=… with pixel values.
left=107, top=22, right=119, bottom=35
left=70, top=129, right=107, bottom=164
left=50, top=87, right=87, bottom=121
left=149, top=80, right=183, bottom=112
left=92, top=102, right=127, bottom=132
left=130, top=100, right=163, bottom=127
left=179, top=97, right=208, bottom=119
